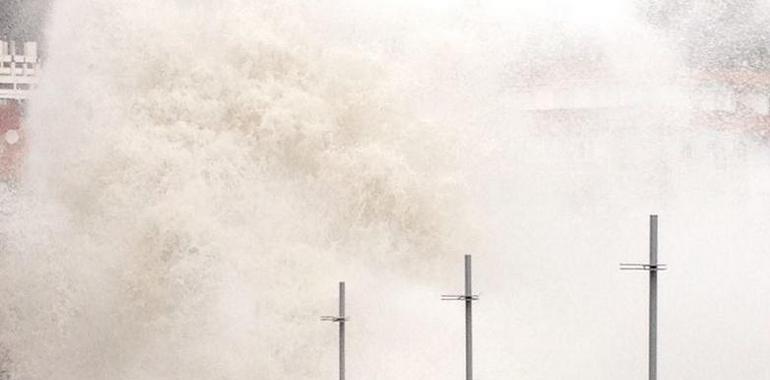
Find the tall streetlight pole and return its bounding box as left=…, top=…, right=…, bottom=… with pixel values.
left=322, top=282, right=348, bottom=380
left=442, top=255, right=480, bottom=380
left=620, top=215, right=667, bottom=380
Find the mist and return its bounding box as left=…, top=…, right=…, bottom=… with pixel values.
left=1, top=1, right=769, bottom=379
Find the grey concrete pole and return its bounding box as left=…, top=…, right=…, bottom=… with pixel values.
left=442, top=255, right=479, bottom=380
left=649, top=216, right=658, bottom=380
left=620, top=215, right=665, bottom=380
left=339, top=282, right=346, bottom=380
left=465, top=255, right=473, bottom=380
left=321, top=282, right=348, bottom=380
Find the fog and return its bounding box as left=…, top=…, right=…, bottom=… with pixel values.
left=1, top=1, right=769, bottom=379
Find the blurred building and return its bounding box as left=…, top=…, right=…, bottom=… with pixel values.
left=0, top=39, right=39, bottom=181
left=647, top=0, right=770, bottom=135
left=511, top=0, right=770, bottom=139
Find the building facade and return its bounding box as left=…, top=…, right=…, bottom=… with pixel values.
left=0, top=39, right=38, bottom=181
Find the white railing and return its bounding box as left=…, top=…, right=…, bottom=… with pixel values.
left=0, top=40, right=39, bottom=100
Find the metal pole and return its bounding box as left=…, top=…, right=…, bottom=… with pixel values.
left=465, top=255, right=473, bottom=380
left=321, top=282, right=348, bottom=380
left=442, top=255, right=479, bottom=380
left=649, top=215, right=657, bottom=380
left=620, top=215, right=665, bottom=380
left=339, top=282, right=346, bottom=380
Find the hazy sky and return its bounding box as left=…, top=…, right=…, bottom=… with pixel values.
left=0, top=0, right=50, bottom=40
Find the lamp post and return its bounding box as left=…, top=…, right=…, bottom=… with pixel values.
left=620, top=215, right=667, bottom=380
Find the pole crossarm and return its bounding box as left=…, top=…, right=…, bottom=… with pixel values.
left=619, top=263, right=667, bottom=271
left=320, top=316, right=349, bottom=322
left=441, top=295, right=480, bottom=301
